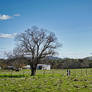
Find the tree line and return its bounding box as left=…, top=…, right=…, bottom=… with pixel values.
left=0, top=57, right=92, bottom=70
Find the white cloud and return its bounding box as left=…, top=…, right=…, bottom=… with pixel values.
left=0, top=13, right=20, bottom=21
left=14, top=14, right=20, bottom=17
left=0, top=15, right=11, bottom=20
left=0, top=33, right=17, bottom=38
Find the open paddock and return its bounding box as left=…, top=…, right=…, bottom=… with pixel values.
left=0, top=68, right=92, bottom=92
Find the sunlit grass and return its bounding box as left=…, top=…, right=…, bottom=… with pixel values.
left=0, top=69, right=92, bottom=92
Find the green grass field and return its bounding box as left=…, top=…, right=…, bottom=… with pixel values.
left=0, top=69, right=92, bottom=92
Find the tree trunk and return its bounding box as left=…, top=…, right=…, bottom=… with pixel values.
left=30, top=65, right=37, bottom=76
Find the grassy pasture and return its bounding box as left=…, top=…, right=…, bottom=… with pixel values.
left=0, top=69, right=92, bottom=92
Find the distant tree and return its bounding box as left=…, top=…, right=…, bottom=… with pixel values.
left=5, top=48, right=27, bottom=70
left=0, top=59, right=7, bottom=69
left=15, top=26, right=61, bottom=76
left=79, top=59, right=84, bottom=74
left=82, top=59, right=89, bottom=75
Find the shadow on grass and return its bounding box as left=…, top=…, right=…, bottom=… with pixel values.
left=0, top=74, right=27, bottom=78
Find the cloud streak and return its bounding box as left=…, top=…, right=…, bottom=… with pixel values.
left=14, top=14, right=20, bottom=17
left=0, top=14, right=20, bottom=20
left=0, top=33, right=17, bottom=38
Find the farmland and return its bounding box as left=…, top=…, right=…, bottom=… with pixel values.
left=0, top=69, right=92, bottom=92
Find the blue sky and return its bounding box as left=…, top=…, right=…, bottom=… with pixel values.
left=0, top=0, right=92, bottom=58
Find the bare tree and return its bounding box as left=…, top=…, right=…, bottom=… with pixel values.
left=15, top=26, right=61, bottom=76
